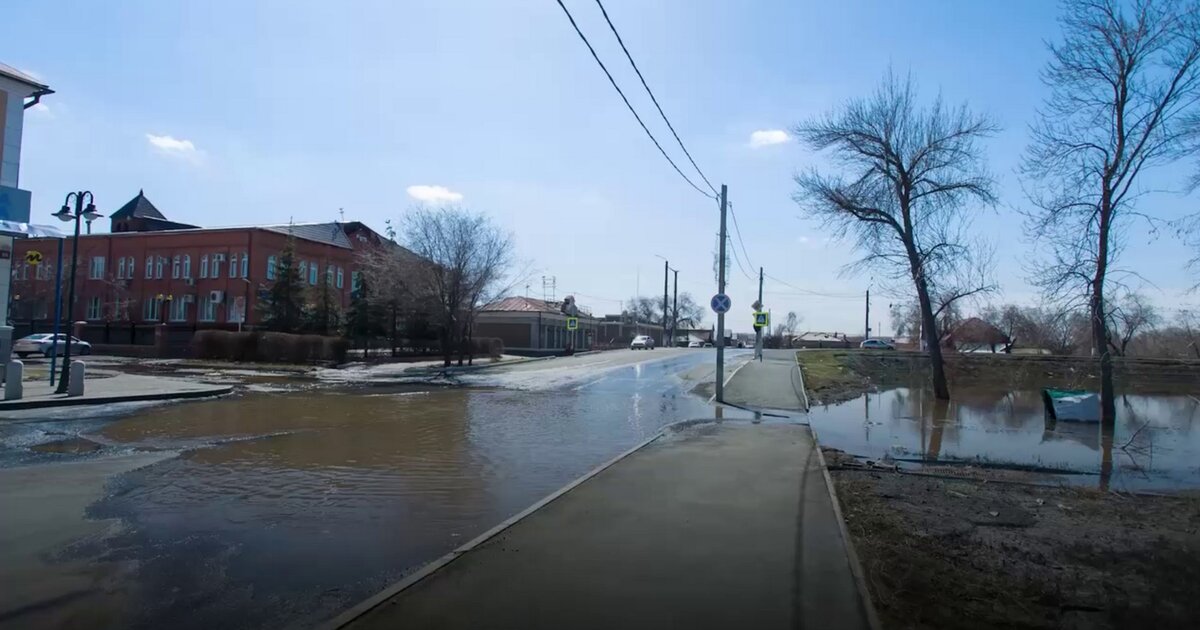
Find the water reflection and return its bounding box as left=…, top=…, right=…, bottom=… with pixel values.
left=811, top=387, right=1200, bottom=490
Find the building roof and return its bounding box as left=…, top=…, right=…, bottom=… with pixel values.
left=262, top=222, right=353, bottom=249
left=797, top=331, right=849, bottom=342
left=0, top=62, right=51, bottom=91
left=947, top=317, right=1010, bottom=345
left=482, top=296, right=564, bottom=314
left=110, top=190, right=167, bottom=221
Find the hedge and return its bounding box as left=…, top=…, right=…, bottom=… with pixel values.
left=192, top=330, right=349, bottom=364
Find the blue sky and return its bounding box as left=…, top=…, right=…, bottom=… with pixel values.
left=5, top=0, right=1198, bottom=334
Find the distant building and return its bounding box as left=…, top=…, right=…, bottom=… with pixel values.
left=944, top=317, right=1011, bottom=353
left=9, top=190, right=391, bottom=338
left=475, top=296, right=601, bottom=356
left=598, top=313, right=663, bottom=348
left=793, top=331, right=854, bottom=349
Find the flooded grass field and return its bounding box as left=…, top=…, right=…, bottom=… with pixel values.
left=809, top=386, right=1200, bottom=490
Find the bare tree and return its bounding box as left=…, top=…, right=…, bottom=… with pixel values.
left=1023, top=0, right=1200, bottom=424
left=1107, top=291, right=1162, bottom=355
left=402, top=206, right=514, bottom=367
left=793, top=72, right=998, bottom=399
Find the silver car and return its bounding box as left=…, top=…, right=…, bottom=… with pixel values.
left=14, top=333, right=92, bottom=358
left=630, top=335, right=656, bottom=350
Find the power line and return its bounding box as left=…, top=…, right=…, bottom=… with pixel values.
left=554, top=0, right=715, bottom=199
left=727, top=229, right=756, bottom=282
left=727, top=201, right=755, bottom=271
left=763, top=271, right=861, bottom=299
left=592, top=0, right=717, bottom=196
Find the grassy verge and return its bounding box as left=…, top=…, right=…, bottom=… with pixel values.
left=795, top=350, right=871, bottom=405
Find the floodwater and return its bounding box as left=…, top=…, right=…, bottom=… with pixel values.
left=1, top=351, right=755, bottom=630
left=809, top=386, right=1200, bottom=490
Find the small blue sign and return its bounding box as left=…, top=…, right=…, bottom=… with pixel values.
left=0, top=186, right=32, bottom=223
left=710, top=293, right=732, bottom=314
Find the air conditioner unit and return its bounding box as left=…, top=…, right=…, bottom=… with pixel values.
left=210, top=290, right=225, bottom=304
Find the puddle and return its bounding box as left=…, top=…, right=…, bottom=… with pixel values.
left=809, top=386, right=1200, bottom=490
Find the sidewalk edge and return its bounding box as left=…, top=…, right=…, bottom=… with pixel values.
left=0, top=385, right=233, bottom=411
left=319, top=425, right=675, bottom=630
left=814, top=440, right=884, bottom=630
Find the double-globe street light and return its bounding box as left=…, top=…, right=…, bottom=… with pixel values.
left=53, top=191, right=102, bottom=393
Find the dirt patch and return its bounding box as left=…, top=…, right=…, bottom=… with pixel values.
left=796, top=350, right=873, bottom=405
left=833, top=467, right=1200, bottom=629
left=30, top=437, right=103, bottom=454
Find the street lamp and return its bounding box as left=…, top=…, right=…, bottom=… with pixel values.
left=52, top=191, right=102, bottom=393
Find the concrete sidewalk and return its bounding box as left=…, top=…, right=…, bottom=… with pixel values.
left=0, top=373, right=232, bottom=411
left=723, top=352, right=808, bottom=411
left=331, top=422, right=873, bottom=630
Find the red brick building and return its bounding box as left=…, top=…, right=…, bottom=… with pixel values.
left=10, top=191, right=387, bottom=335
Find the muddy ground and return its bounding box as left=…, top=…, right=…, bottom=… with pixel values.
left=832, top=465, right=1200, bottom=630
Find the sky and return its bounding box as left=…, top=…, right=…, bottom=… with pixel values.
left=4, top=0, right=1199, bottom=335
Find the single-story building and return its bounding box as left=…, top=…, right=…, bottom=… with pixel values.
left=598, top=314, right=663, bottom=348
left=793, top=331, right=854, bottom=349
left=944, top=317, right=1011, bottom=353
left=475, top=296, right=601, bottom=356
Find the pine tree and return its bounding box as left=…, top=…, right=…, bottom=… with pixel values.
left=260, top=233, right=307, bottom=331
left=306, top=270, right=342, bottom=335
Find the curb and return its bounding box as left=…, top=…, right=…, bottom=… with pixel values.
left=405, top=355, right=555, bottom=376
left=792, top=353, right=811, bottom=411
left=0, top=385, right=235, bottom=411
left=814, top=441, right=884, bottom=630
left=320, top=421, right=682, bottom=630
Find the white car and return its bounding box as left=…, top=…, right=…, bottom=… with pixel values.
left=14, top=333, right=92, bottom=358
left=687, top=340, right=703, bottom=348
left=630, top=335, right=656, bottom=350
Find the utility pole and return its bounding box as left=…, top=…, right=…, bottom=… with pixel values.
left=864, top=288, right=871, bottom=340
left=715, top=184, right=728, bottom=403
left=662, top=259, right=669, bottom=349
left=671, top=268, right=678, bottom=349
left=755, top=266, right=764, bottom=361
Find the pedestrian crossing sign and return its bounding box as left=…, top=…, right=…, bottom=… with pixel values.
left=566, top=317, right=578, bottom=331
left=753, top=311, right=769, bottom=329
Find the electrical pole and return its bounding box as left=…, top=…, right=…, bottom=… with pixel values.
left=671, top=268, right=678, bottom=349
left=715, top=184, right=728, bottom=403
left=662, top=259, right=669, bottom=349
left=865, top=287, right=870, bottom=340
left=755, top=266, right=764, bottom=361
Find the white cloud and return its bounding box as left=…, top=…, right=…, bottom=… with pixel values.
left=27, top=102, right=52, bottom=118
left=749, top=129, right=790, bottom=148
left=146, top=133, right=197, bottom=153
left=406, top=185, right=464, bottom=203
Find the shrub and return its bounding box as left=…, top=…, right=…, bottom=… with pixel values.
left=470, top=337, right=504, bottom=358
left=191, top=330, right=348, bottom=364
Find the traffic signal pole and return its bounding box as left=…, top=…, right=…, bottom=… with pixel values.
left=755, top=266, right=764, bottom=361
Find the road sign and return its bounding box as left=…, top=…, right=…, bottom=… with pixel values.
left=566, top=316, right=578, bottom=331
left=710, top=293, right=731, bottom=314
left=25, top=250, right=43, bottom=265
left=751, top=299, right=762, bottom=311
left=753, top=311, right=770, bottom=329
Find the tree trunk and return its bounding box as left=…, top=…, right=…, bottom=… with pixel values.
left=915, top=279, right=951, bottom=400
left=390, top=304, right=398, bottom=358
left=1093, top=203, right=1117, bottom=429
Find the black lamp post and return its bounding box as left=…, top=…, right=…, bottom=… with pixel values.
left=53, top=191, right=102, bottom=393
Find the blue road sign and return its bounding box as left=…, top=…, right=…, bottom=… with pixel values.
left=710, top=293, right=732, bottom=314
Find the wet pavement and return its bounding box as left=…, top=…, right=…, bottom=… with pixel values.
left=0, top=349, right=760, bottom=630
left=808, top=385, right=1200, bottom=491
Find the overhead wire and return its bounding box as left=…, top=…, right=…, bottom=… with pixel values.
left=592, top=0, right=717, bottom=196
left=554, top=0, right=715, bottom=199
left=763, top=271, right=861, bottom=299
left=727, top=200, right=755, bottom=272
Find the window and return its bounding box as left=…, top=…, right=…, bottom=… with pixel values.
left=144, top=296, right=161, bottom=321
left=326, top=265, right=334, bottom=286
left=183, top=255, right=191, bottom=279
left=199, top=295, right=217, bottom=322
left=351, top=271, right=361, bottom=293
left=169, top=296, right=190, bottom=322
left=117, top=299, right=131, bottom=321
left=86, top=296, right=102, bottom=320
left=213, top=253, right=226, bottom=271
left=299, top=261, right=307, bottom=281
left=229, top=253, right=238, bottom=278
left=155, top=256, right=165, bottom=279
left=146, top=256, right=154, bottom=279
left=90, top=256, right=105, bottom=279
left=240, top=253, right=248, bottom=278
left=172, top=255, right=181, bottom=279
left=117, top=257, right=126, bottom=280
left=267, top=255, right=277, bottom=281
left=336, top=267, right=344, bottom=289
left=309, top=262, right=318, bottom=285
left=200, top=255, right=209, bottom=279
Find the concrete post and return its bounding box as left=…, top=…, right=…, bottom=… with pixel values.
left=0, top=325, right=12, bottom=385
left=155, top=323, right=169, bottom=358
left=68, top=361, right=85, bottom=397
left=4, top=360, right=22, bottom=400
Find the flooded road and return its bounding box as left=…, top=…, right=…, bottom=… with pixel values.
left=0, top=350, right=753, bottom=630
left=809, top=386, right=1200, bottom=490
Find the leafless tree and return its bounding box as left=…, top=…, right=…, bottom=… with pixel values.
left=1023, top=0, right=1200, bottom=424
left=793, top=72, right=998, bottom=399
left=402, top=206, right=514, bottom=366
left=1107, top=291, right=1163, bottom=355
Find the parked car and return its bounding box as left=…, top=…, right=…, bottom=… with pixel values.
left=630, top=335, right=656, bottom=350
left=687, top=340, right=703, bottom=348
left=859, top=338, right=895, bottom=350
left=14, top=334, right=91, bottom=358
